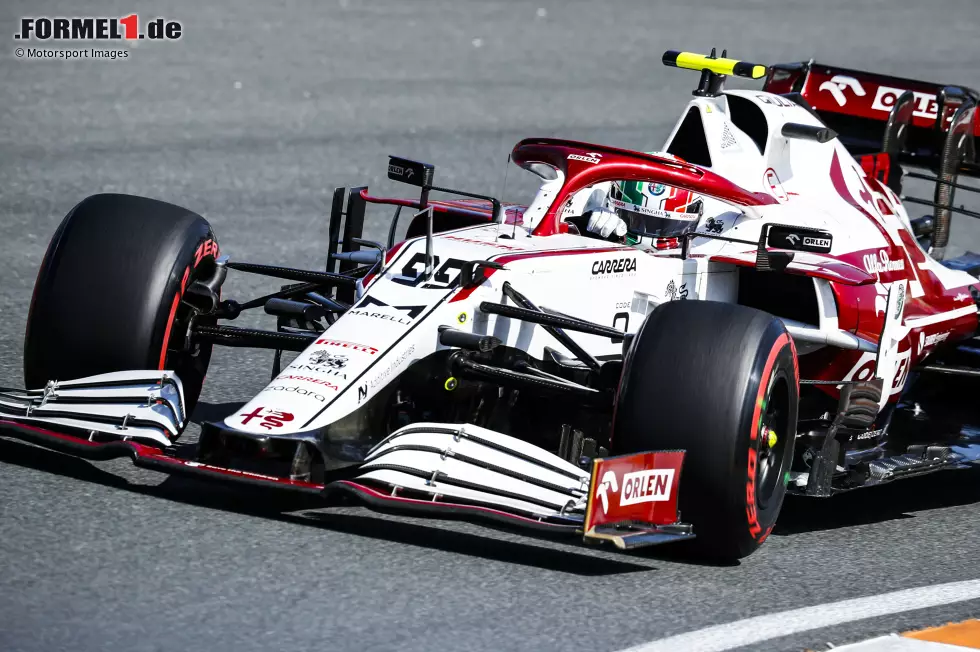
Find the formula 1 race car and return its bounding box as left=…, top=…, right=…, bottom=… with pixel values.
left=3, top=50, right=980, bottom=560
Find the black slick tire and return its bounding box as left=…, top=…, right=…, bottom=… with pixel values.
left=24, top=193, right=220, bottom=413
left=613, top=300, right=799, bottom=560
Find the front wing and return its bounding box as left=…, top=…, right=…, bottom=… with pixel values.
left=0, top=372, right=693, bottom=551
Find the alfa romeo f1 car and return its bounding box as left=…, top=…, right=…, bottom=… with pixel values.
left=3, top=50, right=980, bottom=559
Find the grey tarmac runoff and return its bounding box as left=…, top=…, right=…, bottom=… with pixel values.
left=2, top=1, right=980, bottom=651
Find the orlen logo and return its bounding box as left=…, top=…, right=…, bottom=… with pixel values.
left=871, top=86, right=940, bottom=121
left=818, top=75, right=866, bottom=107
left=619, top=469, right=675, bottom=506
left=388, top=164, right=413, bottom=180
left=863, top=249, right=906, bottom=275
left=803, top=236, right=831, bottom=249
left=594, top=471, right=618, bottom=514
left=568, top=152, right=602, bottom=164
left=591, top=257, right=637, bottom=276
left=595, top=468, right=675, bottom=515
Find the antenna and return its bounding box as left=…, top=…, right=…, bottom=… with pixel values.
left=497, top=153, right=511, bottom=242
left=411, top=206, right=435, bottom=282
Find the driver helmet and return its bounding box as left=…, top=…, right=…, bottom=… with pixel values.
left=607, top=180, right=703, bottom=249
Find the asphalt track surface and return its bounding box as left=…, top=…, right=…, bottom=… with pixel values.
left=2, top=1, right=980, bottom=650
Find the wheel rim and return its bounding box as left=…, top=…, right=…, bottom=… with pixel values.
left=756, top=372, right=791, bottom=510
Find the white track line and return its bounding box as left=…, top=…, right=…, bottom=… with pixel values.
left=617, top=579, right=980, bottom=652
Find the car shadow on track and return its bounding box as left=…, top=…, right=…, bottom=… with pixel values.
left=0, top=435, right=654, bottom=577
left=774, top=466, right=980, bottom=535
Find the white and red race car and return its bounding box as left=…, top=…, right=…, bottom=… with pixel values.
left=3, top=50, right=979, bottom=559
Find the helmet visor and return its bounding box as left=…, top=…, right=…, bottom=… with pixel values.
left=609, top=197, right=703, bottom=238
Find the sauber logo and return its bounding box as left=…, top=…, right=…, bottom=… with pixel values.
left=620, top=469, right=674, bottom=506
left=594, top=471, right=618, bottom=514
left=818, top=75, right=866, bottom=107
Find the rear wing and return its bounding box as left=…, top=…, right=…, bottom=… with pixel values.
left=764, top=61, right=980, bottom=260
left=764, top=62, right=979, bottom=173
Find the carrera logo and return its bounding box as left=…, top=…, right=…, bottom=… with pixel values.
left=568, top=152, right=602, bottom=164
left=619, top=469, right=674, bottom=506
left=803, top=236, right=831, bottom=248
left=863, top=250, right=905, bottom=275
left=275, top=375, right=339, bottom=391
left=314, top=338, right=379, bottom=355
left=591, top=257, right=637, bottom=276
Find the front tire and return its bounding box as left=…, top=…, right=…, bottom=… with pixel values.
left=24, top=193, right=220, bottom=413
left=613, top=301, right=799, bottom=559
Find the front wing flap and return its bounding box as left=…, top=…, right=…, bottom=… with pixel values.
left=582, top=451, right=694, bottom=550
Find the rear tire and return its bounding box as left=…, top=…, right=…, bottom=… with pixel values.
left=24, top=193, right=220, bottom=413
left=613, top=301, right=798, bottom=560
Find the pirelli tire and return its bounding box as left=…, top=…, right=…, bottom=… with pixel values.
left=613, top=300, right=799, bottom=560
left=24, top=193, right=221, bottom=415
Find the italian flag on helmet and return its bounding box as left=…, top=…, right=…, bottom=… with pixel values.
left=608, top=155, right=704, bottom=245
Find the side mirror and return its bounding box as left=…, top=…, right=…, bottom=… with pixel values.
left=766, top=224, right=833, bottom=254
left=756, top=223, right=834, bottom=272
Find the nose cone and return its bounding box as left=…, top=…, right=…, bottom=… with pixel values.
left=223, top=335, right=380, bottom=435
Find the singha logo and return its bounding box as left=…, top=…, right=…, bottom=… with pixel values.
left=308, top=350, right=347, bottom=369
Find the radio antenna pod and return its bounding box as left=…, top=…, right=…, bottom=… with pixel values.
left=662, top=49, right=769, bottom=97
